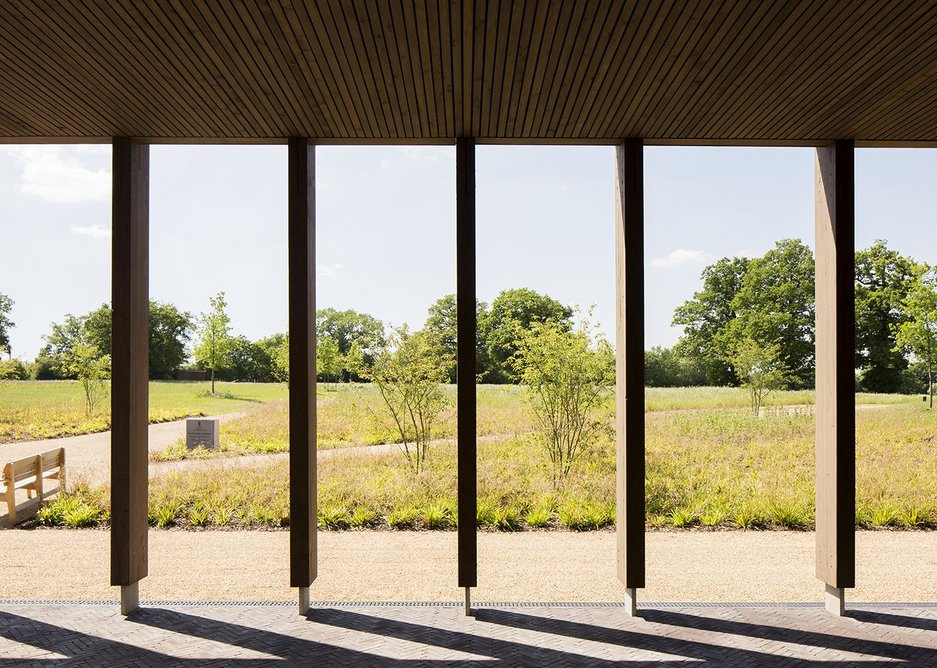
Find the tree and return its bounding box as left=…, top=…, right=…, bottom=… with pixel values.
left=644, top=346, right=709, bottom=387
left=855, top=241, right=921, bottom=393
left=256, top=333, right=288, bottom=382
left=367, top=326, right=452, bottom=474
left=316, top=336, right=343, bottom=389
left=316, top=308, right=385, bottom=380
left=730, top=336, right=788, bottom=415
left=148, top=302, right=194, bottom=379
left=481, top=288, right=573, bottom=383
left=424, top=294, right=491, bottom=383
left=195, top=292, right=233, bottom=394
left=725, top=239, right=816, bottom=388
left=37, top=313, right=88, bottom=379
left=672, top=257, right=749, bottom=386
left=53, top=301, right=192, bottom=380
left=0, top=293, right=14, bottom=359
left=894, top=267, right=937, bottom=409
left=512, top=316, right=614, bottom=486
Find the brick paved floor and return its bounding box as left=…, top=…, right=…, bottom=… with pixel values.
left=0, top=602, right=934, bottom=666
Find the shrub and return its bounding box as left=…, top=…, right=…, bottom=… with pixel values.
left=524, top=507, right=552, bottom=528
left=0, top=359, right=28, bottom=380
left=350, top=506, right=379, bottom=528
left=422, top=503, right=455, bottom=530
left=387, top=506, right=419, bottom=529
left=317, top=505, right=350, bottom=530
left=669, top=507, right=697, bottom=528
left=492, top=507, right=522, bottom=531
left=559, top=501, right=613, bottom=531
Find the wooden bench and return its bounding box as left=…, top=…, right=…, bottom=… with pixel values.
left=0, top=448, right=66, bottom=524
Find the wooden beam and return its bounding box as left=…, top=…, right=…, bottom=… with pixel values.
left=110, top=137, right=149, bottom=590
left=456, top=136, right=477, bottom=591
left=288, top=137, right=317, bottom=590
left=815, top=140, right=856, bottom=591
left=615, top=138, right=645, bottom=592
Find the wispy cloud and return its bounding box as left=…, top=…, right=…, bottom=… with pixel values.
left=0, top=146, right=109, bottom=203
left=651, top=249, right=711, bottom=268
left=317, top=263, right=343, bottom=281
left=71, top=224, right=111, bottom=239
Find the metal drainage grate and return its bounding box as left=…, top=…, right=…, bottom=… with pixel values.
left=0, top=599, right=933, bottom=609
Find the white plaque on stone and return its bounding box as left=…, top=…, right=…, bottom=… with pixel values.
left=186, top=418, right=219, bottom=450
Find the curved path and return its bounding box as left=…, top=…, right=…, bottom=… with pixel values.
left=0, top=412, right=247, bottom=485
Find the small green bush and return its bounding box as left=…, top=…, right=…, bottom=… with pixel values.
left=423, top=504, right=455, bottom=530
left=669, top=507, right=697, bottom=528
left=492, top=507, right=522, bottom=531
left=317, top=505, right=350, bottom=530
left=387, top=506, right=419, bottom=529
left=350, top=506, right=379, bottom=528
left=524, top=507, right=552, bottom=528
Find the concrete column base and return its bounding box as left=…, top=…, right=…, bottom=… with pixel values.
left=298, top=587, right=310, bottom=615
left=120, top=582, right=139, bottom=616
left=464, top=587, right=472, bottom=617
left=825, top=584, right=845, bottom=616
left=625, top=587, right=637, bottom=617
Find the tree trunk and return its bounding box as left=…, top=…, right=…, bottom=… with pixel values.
left=211, top=366, right=215, bottom=395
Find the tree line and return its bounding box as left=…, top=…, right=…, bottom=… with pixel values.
left=649, top=239, right=937, bottom=402
left=0, top=287, right=581, bottom=387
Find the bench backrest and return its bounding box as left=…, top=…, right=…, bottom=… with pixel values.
left=4, top=448, right=65, bottom=484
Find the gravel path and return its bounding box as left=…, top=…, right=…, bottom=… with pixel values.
left=0, top=530, right=932, bottom=603
left=0, top=413, right=247, bottom=485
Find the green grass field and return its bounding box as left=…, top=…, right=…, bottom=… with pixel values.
left=0, top=380, right=287, bottom=442
left=17, top=381, right=934, bottom=531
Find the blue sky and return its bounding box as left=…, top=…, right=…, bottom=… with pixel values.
left=2, top=144, right=937, bottom=360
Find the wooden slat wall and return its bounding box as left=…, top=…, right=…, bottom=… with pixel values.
left=4, top=1, right=937, bottom=143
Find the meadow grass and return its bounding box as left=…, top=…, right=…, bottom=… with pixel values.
left=34, top=399, right=937, bottom=531
left=150, top=383, right=921, bottom=462
left=0, top=380, right=287, bottom=442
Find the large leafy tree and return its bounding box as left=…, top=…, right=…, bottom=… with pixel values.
left=724, top=239, right=816, bottom=389
left=423, top=294, right=491, bottom=383
left=855, top=240, right=921, bottom=392
left=0, top=293, right=14, bottom=358
left=672, top=257, right=749, bottom=385
left=480, top=288, right=573, bottom=383
left=895, top=267, right=937, bottom=408
left=67, top=301, right=193, bottom=380
left=316, top=308, right=385, bottom=380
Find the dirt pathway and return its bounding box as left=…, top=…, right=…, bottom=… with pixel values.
left=0, top=412, right=247, bottom=485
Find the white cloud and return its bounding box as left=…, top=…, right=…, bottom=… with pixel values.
left=651, top=249, right=711, bottom=268
left=0, top=146, right=110, bottom=203
left=317, top=263, right=343, bottom=281
left=71, top=224, right=111, bottom=239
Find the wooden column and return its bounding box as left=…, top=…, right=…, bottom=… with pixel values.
left=110, top=137, right=149, bottom=614
left=456, top=137, right=477, bottom=609
left=815, top=140, right=855, bottom=615
left=615, top=139, right=645, bottom=614
left=288, top=138, right=317, bottom=613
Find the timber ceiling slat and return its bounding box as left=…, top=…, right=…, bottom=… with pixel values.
left=568, top=1, right=636, bottom=139
left=637, top=1, right=725, bottom=138
left=645, top=0, right=751, bottom=139
left=526, top=0, right=578, bottom=139
left=0, top=3, right=152, bottom=136
left=787, top=3, right=937, bottom=140
left=519, top=1, right=563, bottom=138
left=728, top=1, right=885, bottom=141
left=383, top=2, right=416, bottom=138
left=117, top=0, right=239, bottom=138
left=494, top=0, right=525, bottom=138
left=4, top=1, right=937, bottom=143
left=585, top=2, right=664, bottom=139
left=668, top=1, right=788, bottom=140
left=709, top=0, right=845, bottom=140
left=540, top=0, right=598, bottom=138
left=172, top=0, right=281, bottom=137
left=614, top=1, right=699, bottom=139
left=410, top=1, right=439, bottom=138
left=320, top=0, right=383, bottom=138
left=508, top=0, right=548, bottom=138
left=268, top=0, right=340, bottom=137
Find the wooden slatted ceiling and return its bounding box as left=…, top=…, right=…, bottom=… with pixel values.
left=2, top=0, right=937, bottom=144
